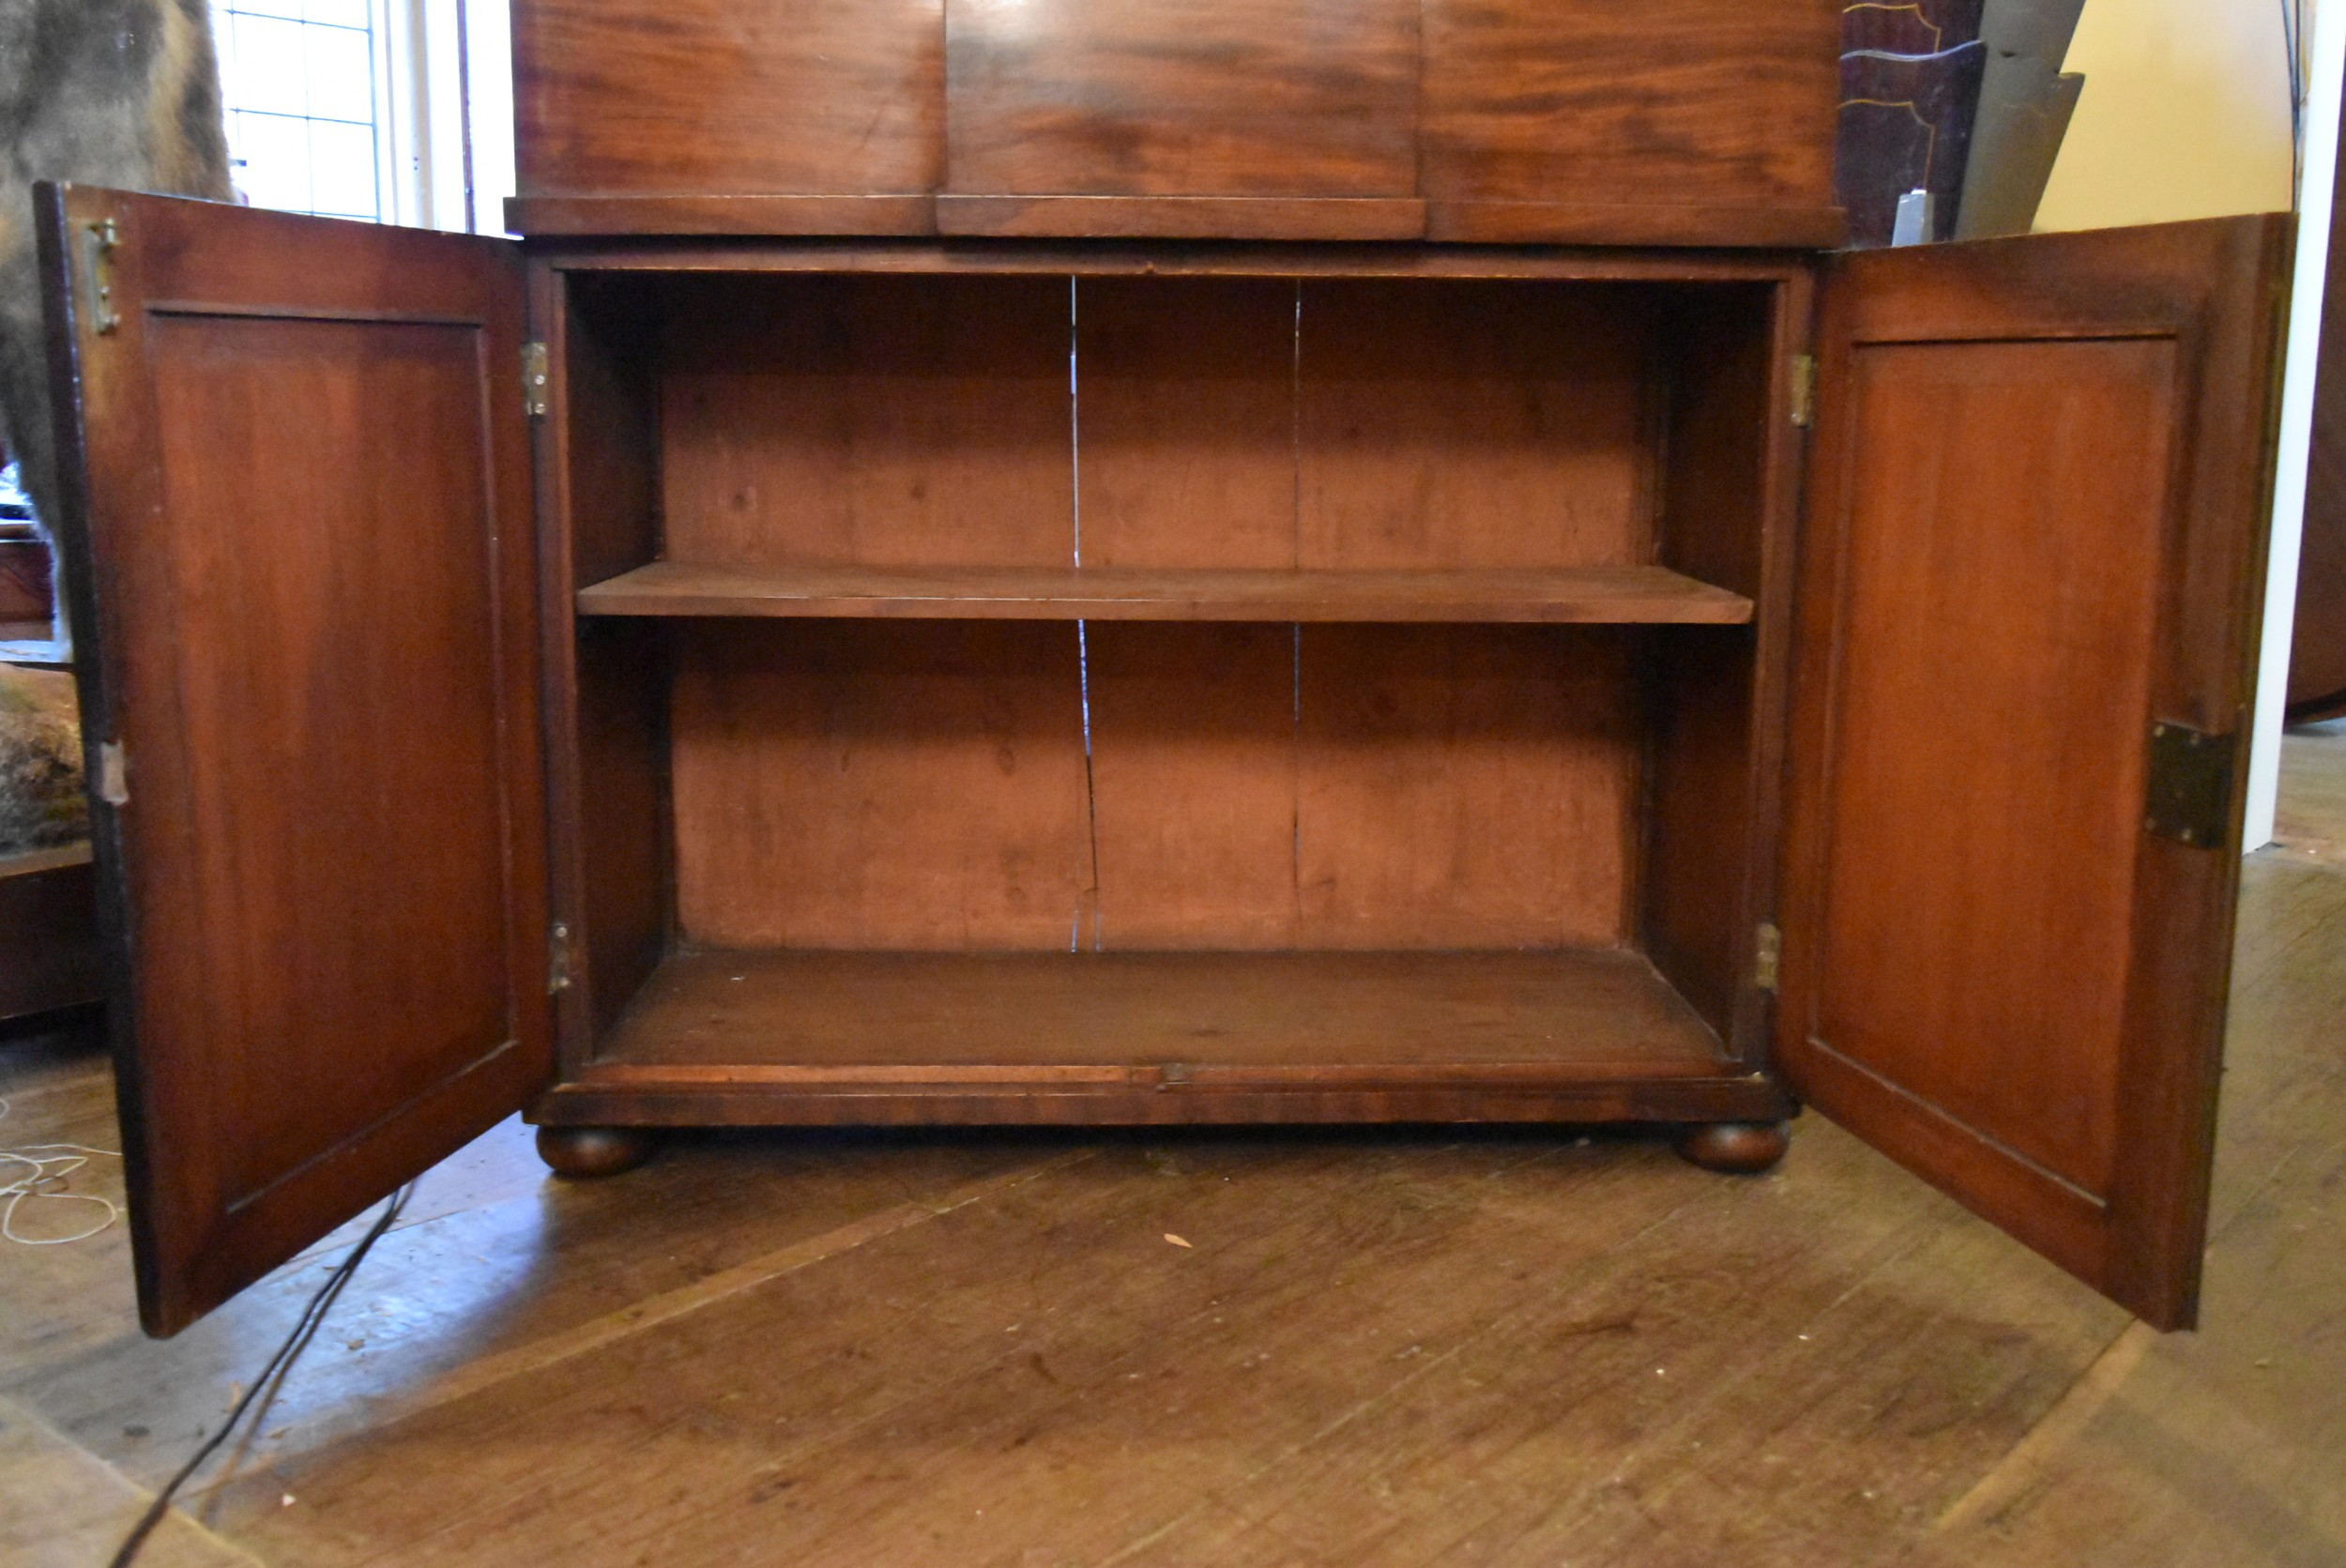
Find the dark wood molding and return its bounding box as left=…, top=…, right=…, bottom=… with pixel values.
left=937, top=195, right=1427, bottom=241
left=507, top=194, right=938, bottom=237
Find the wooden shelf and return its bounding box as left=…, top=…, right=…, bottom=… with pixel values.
left=589, top=947, right=1732, bottom=1077
left=575, top=561, right=1754, bottom=625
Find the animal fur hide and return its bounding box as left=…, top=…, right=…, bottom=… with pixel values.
left=0, top=0, right=233, bottom=635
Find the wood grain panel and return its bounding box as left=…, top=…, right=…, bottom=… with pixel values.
left=945, top=0, right=1418, bottom=200
left=1296, top=281, right=1660, bottom=570
left=667, top=620, right=1092, bottom=950
left=512, top=0, right=943, bottom=207
left=38, top=190, right=547, bottom=1334
left=1074, top=276, right=1297, bottom=570
left=1297, top=626, right=1640, bottom=949
left=1422, top=0, right=1842, bottom=245
left=593, top=947, right=1729, bottom=1072
left=1812, top=336, right=2176, bottom=1195
left=143, top=314, right=529, bottom=1206
left=660, top=274, right=1073, bottom=569
left=1084, top=623, right=1299, bottom=949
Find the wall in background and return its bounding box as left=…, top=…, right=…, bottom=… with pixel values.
left=2021, top=0, right=2319, bottom=850
left=2034, top=0, right=2299, bottom=233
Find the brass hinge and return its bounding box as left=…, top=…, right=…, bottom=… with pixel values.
left=521, top=341, right=550, bottom=419
left=1753, top=921, right=1782, bottom=994
left=2144, top=722, right=2237, bottom=848
left=84, top=219, right=121, bottom=335
left=547, top=921, right=573, bottom=994
left=96, top=740, right=129, bottom=807
left=1789, top=354, right=1817, bottom=428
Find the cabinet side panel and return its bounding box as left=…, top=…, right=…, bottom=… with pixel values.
left=668, top=620, right=1094, bottom=950
left=512, top=0, right=944, bottom=202
left=573, top=622, right=670, bottom=1035
left=544, top=274, right=670, bottom=1054
left=1643, top=287, right=1777, bottom=1039
left=1421, top=0, right=1841, bottom=240
left=945, top=0, right=1418, bottom=199
left=659, top=275, right=1073, bottom=570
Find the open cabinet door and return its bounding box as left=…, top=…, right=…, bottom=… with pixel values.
left=1779, top=216, right=2293, bottom=1330
left=37, top=186, right=552, bottom=1336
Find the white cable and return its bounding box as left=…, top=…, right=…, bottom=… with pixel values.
left=0, top=1094, right=123, bottom=1244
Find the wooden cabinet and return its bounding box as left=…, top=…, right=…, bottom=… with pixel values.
left=509, top=0, right=1841, bottom=246
left=33, top=8, right=2290, bottom=1346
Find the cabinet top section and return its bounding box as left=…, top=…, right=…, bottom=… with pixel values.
left=508, top=0, right=1846, bottom=250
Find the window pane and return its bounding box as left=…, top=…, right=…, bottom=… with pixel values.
left=307, top=119, right=381, bottom=219
left=212, top=2, right=382, bottom=221
left=226, top=110, right=316, bottom=212
left=228, top=12, right=311, bottom=118
left=301, top=23, right=374, bottom=123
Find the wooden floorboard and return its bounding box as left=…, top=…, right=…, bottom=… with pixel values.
left=2, top=724, right=2342, bottom=1565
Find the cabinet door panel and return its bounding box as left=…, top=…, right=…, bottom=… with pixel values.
left=1783, top=217, right=2292, bottom=1329
left=38, top=188, right=549, bottom=1336
left=943, top=0, right=1420, bottom=236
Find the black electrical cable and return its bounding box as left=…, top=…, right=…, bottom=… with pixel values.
left=108, top=1183, right=413, bottom=1568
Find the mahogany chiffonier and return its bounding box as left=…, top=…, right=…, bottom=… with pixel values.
left=36, top=0, right=2291, bottom=1338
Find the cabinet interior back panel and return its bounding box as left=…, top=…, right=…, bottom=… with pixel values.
left=668, top=619, right=1641, bottom=952
left=670, top=619, right=1096, bottom=950
left=1073, top=276, right=1662, bottom=570
left=661, top=274, right=1075, bottom=569
left=1295, top=281, right=1659, bottom=568
left=657, top=271, right=1660, bottom=954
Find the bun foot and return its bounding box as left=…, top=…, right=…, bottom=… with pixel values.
left=1672, top=1120, right=1790, bottom=1175
left=536, top=1125, right=655, bottom=1179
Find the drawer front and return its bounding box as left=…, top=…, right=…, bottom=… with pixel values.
left=941, top=0, right=1420, bottom=236
left=511, top=0, right=944, bottom=234
left=508, top=0, right=1842, bottom=245
left=1423, top=0, right=1845, bottom=247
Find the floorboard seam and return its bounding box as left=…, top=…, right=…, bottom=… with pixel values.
left=0, top=1390, right=271, bottom=1567
left=1930, top=1318, right=2155, bottom=1534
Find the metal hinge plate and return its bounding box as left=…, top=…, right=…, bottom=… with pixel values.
left=1789, top=354, right=1816, bottom=428
left=96, top=740, right=129, bottom=807
left=85, top=219, right=121, bottom=335
left=548, top=921, right=573, bottom=993
left=2144, top=722, right=2236, bottom=848
left=1754, top=921, right=1782, bottom=994
left=522, top=341, right=550, bottom=419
